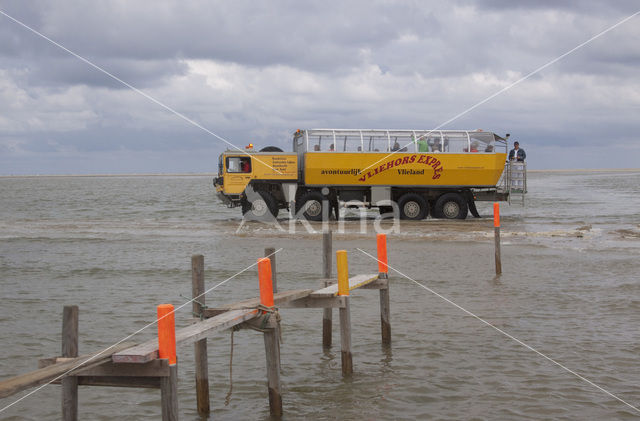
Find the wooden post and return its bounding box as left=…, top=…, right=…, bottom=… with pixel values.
left=336, top=250, right=353, bottom=375
left=494, top=203, right=502, bottom=275
left=263, top=327, right=282, bottom=416
left=377, top=234, right=391, bottom=345
left=158, top=304, right=178, bottom=421
left=265, top=248, right=282, bottom=358
left=322, top=229, right=333, bottom=347
left=258, top=258, right=283, bottom=415
left=264, top=247, right=277, bottom=293
left=61, top=305, right=78, bottom=421
left=191, top=255, right=210, bottom=416
left=379, top=284, right=390, bottom=345
left=160, top=364, right=179, bottom=421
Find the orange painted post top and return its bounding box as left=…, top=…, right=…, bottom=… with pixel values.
left=376, top=233, right=388, bottom=274
left=157, top=304, right=177, bottom=365
left=493, top=202, right=500, bottom=227
left=336, top=250, right=349, bottom=296
left=258, top=258, right=274, bottom=308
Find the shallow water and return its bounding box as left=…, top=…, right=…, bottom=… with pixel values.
left=1, top=171, right=639, bottom=420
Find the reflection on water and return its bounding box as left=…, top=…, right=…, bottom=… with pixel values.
left=0, top=171, right=639, bottom=420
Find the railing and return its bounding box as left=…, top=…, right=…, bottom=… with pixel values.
left=294, top=129, right=507, bottom=154
left=499, top=161, right=527, bottom=205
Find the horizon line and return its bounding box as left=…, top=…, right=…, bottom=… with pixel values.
left=1, top=168, right=640, bottom=178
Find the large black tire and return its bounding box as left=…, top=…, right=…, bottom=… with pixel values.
left=433, top=193, right=468, bottom=219
left=260, top=146, right=283, bottom=152
left=397, top=193, right=428, bottom=220
left=242, top=190, right=278, bottom=221
left=296, top=191, right=325, bottom=221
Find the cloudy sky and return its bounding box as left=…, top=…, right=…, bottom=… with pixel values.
left=0, top=1, right=638, bottom=174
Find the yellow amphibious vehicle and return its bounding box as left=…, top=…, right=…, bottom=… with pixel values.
left=214, top=129, right=526, bottom=220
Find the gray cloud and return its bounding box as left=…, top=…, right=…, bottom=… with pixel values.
left=0, top=0, right=639, bottom=173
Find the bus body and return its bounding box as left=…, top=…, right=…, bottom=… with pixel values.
left=214, top=129, right=525, bottom=220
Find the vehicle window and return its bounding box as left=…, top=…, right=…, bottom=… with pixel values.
left=469, top=132, right=495, bottom=152
left=306, top=134, right=336, bottom=151
left=226, top=156, right=252, bottom=173
left=390, top=136, right=409, bottom=152
left=425, top=134, right=443, bottom=152
left=343, top=137, right=363, bottom=152
left=368, top=137, right=389, bottom=152
left=445, top=133, right=468, bottom=153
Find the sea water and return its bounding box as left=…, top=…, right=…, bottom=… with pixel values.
left=0, top=171, right=639, bottom=420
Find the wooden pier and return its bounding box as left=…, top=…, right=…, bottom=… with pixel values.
left=0, top=232, right=392, bottom=420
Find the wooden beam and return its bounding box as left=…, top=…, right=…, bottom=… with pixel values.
left=161, top=364, right=179, bottom=421
left=0, top=342, right=136, bottom=399
left=191, top=254, right=210, bottom=417
left=44, top=359, right=169, bottom=388
left=339, top=298, right=353, bottom=375
left=263, top=329, right=282, bottom=416
left=61, top=305, right=79, bottom=421
left=113, top=309, right=259, bottom=363
left=322, top=229, right=333, bottom=348
left=361, top=278, right=389, bottom=289
left=279, top=296, right=346, bottom=309
left=38, top=357, right=58, bottom=369
left=74, top=359, right=170, bottom=377
left=202, top=289, right=312, bottom=318
left=310, top=274, right=379, bottom=298
left=75, top=376, right=161, bottom=389
left=379, top=278, right=391, bottom=345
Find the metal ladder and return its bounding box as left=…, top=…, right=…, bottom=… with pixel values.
left=506, top=161, right=527, bottom=206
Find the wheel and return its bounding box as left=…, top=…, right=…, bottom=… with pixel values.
left=397, top=193, right=428, bottom=220
left=296, top=191, right=325, bottom=221
left=242, top=190, right=278, bottom=221
left=433, top=193, right=468, bottom=219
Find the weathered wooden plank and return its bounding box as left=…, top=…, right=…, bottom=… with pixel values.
left=361, top=278, right=389, bottom=289
left=45, top=359, right=169, bottom=388
left=310, top=274, right=379, bottom=298
left=38, top=357, right=59, bottom=369
left=279, top=296, right=346, bottom=309
left=76, top=376, right=161, bottom=388
left=113, top=309, right=259, bottom=363
left=0, top=342, right=136, bottom=399
left=74, top=359, right=170, bottom=377
left=48, top=376, right=162, bottom=388
left=202, top=289, right=313, bottom=318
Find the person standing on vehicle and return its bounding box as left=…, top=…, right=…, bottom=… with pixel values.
left=416, top=136, right=429, bottom=152
left=509, top=141, right=526, bottom=161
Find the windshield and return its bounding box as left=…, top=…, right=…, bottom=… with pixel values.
left=226, top=156, right=252, bottom=173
